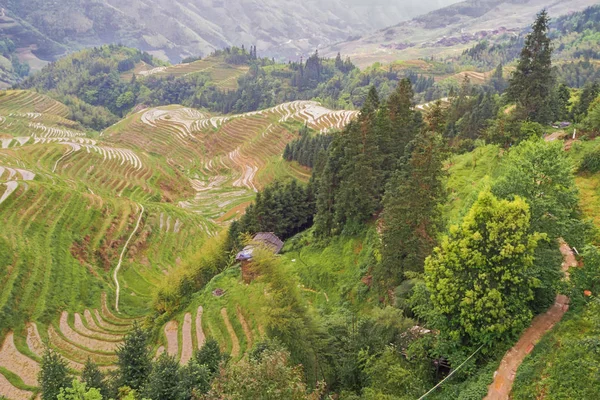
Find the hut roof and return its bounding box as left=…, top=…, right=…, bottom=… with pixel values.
left=235, top=232, right=284, bottom=261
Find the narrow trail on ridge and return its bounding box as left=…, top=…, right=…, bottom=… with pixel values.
left=484, top=240, right=576, bottom=400
left=113, top=204, right=145, bottom=313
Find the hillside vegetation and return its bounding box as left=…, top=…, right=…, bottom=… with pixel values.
left=2, top=6, right=600, bottom=400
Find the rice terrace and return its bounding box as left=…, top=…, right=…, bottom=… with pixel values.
left=0, top=88, right=358, bottom=398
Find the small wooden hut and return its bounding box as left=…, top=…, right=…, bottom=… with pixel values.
left=235, top=232, right=284, bottom=283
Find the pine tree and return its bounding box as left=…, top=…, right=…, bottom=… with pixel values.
left=143, top=353, right=182, bottom=400
left=39, top=349, right=70, bottom=400
left=116, top=323, right=151, bottom=390
left=491, top=63, right=507, bottom=93
left=179, top=359, right=212, bottom=398
left=386, top=78, right=419, bottom=162
left=81, top=358, right=108, bottom=398
left=376, top=132, right=446, bottom=292
left=196, top=339, right=226, bottom=375
left=507, top=10, right=556, bottom=124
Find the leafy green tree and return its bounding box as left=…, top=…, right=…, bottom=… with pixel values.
left=361, top=345, right=430, bottom=400
left=143, top=353, right=182, bottom=400
left=58, top=380, right=102, bottom=400
left=116, top=323, right=152, bottom=390
left=493, top=138, right=580, bottom=241
left=425, top=191, right=543, bottom=347
left=81, top=358, right=108, bottom=398
left=493, top=138, right=585, bottom=312
left=204, top=349, right=324, bottom=400
left=571, top=245, right=600, bottom=304
left=507, top=10, right=556, bottom=124
left=39, top=349, right=71, bottom=400
left=377, top=132, right=446, bottom=292
left=573, top=82, right=599, bottom=121
left=583, top=96, right=600, bottom=132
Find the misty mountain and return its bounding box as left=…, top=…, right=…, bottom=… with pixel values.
left=0, top=0, right=460, bottom=63
left=324, top=0, right=598, bottom=66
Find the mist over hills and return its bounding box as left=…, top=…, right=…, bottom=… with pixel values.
left=0, top=0, right=459, bottom=64
left=324, top=0, right=599, bottom=66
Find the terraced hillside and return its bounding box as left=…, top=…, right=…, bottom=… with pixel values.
left=0, top=90, right=357, bottom=398
left=134, top=58, right=250, bottom=91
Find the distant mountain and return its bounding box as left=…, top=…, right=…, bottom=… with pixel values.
left=0, top=0, right=459, bottom=65
left=323, top=0, right=598, bottom=67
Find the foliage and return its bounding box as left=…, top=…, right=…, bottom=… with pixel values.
left=493, top=138, right=582, bottom=242
left=570, top=245, right=600, bottom=305
left=228, top=180, right=316, bottom=247
left=361, top=345, right=430, bottom=400
left=153, top=233, right=230, bottom=317
left=81, top=359, right=108, bottom=399
left=425, top=191, right=543, bottom=348
left=204, top=348, right=325, bottom=400
left=143, top=353, right=182, bottom=400
left=250, top=248, right=324, bottom=386
left=376, top=132, right=446, bottom=290
left=194, top=339, right=227, bottom=376
left=39, top=349, right=71, bottom=400
left=506, top=10, right=556, bottom=124
left=284, top=128, right=333, bottom=168
left=314, top=80, right=422, bottom=236
left=583, top=96, right=600, bottom=132
left=578, top=145, right=600, bottom=173
left=116, top=323, right=152, bottom=390
left=58, top=380, right=102, bottom=400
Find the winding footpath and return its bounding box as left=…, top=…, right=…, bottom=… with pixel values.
left=484, top=241, right=576, bottom=400
left=113, top=204, right=145, bottom=312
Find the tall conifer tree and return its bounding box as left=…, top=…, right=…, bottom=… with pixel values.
left=507, top=10, right=555, bottom=124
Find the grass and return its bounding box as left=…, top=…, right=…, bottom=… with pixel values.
left=444, top=144, right=503, bottom=225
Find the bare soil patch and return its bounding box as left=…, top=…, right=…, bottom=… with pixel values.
left=195, top=306, right=205, bottom=349
left=180, top=313, right=193, bottom=365
left=0, top=332, right=40, bottom=387
left=164, top=321, right=179, bottom=357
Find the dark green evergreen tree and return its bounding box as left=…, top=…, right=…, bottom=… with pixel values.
left=116, top=323, right=151, bottom=390
left=507, top=10, right=556, bottom=124
left=195, top=339, right=226, bottom=375
left=376, top=132, right=446, bottom=292
left=491, top=63, right=507, bottom=93
left=81, top=358, right=108, bottom=398
left=143, top=353, right=182, bottom=400
left=39, top=349, right=70, bottom=400
left=179, top=359, right=212, bottom=398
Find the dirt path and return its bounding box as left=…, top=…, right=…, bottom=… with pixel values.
left=114, top=204, right=144, bottom=312
left=195, top=306, right=205, bottom=349
left=221, top=308, right=240, bottom=358
left=484, top=241, right=576, bottom=400
left=180, top=313, right=193, bottom=365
